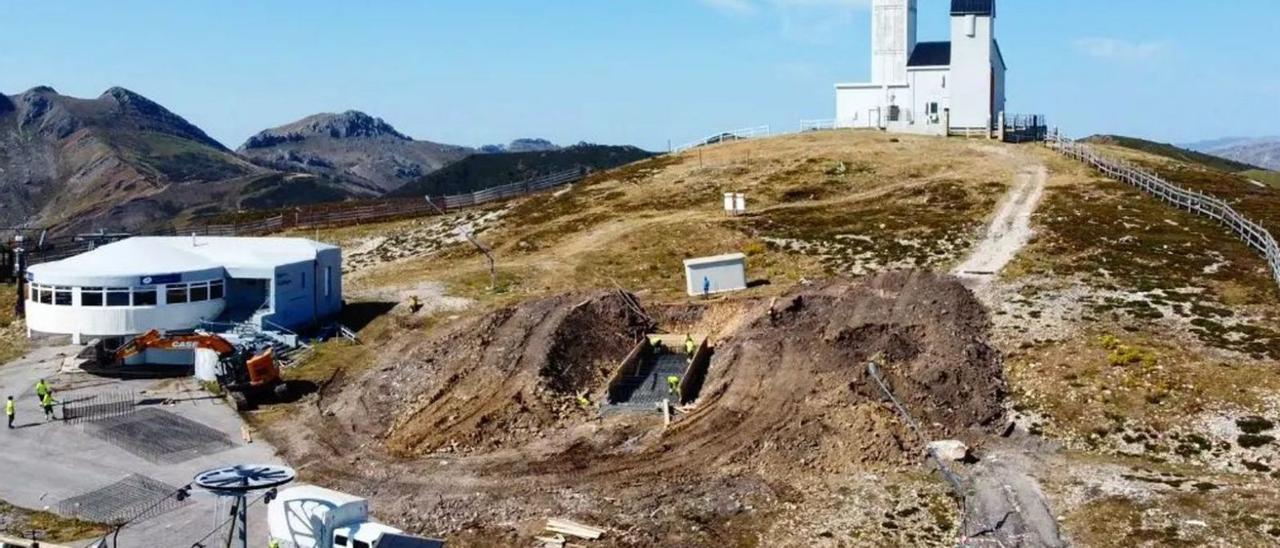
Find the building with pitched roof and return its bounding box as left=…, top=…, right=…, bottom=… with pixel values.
left=835, top=0, right=1006, bottom=135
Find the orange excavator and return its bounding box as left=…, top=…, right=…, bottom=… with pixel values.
left=111, top=329, right=288, bottom=410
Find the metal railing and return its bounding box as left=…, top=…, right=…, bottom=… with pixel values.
left=1046, top=132, right=1280, bottom=291
left=1003, top=114, right=1048, bottom=143
left=799, top=119, right=838, bottom=132
left=673, top=125, right=771, bottom=153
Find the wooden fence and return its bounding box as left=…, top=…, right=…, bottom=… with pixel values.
left=1046, top=133, right=1280, bottom=291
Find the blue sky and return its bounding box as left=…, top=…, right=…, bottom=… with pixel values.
left=2, top=1, right=1277, bottom=151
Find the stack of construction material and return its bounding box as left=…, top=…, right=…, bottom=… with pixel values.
left=537, top=518, right=606, bottom=546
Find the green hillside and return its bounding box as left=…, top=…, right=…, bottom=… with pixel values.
left=1243, top=169, right=1280, bottom=189
left=390, top=144, right=653, bottom=198
left=1083, top=134, right=1263, bottom=172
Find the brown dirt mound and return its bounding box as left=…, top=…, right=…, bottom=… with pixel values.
left=333, top=290, right=651, bottom=456
left=654, top=270, right=1006, bottom=475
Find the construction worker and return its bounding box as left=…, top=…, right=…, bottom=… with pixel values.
left=5, top=396, right=14, bottom=429
left=684, top=334, right=696, bottom=362
left=666, top=375, right=680, bottom=396
left=576, top=394, right=591, bottom=410
left=651, top=336, right=664, bottom=354
left=268, top=538, right=281, bottom=548
left=408, top=295, right=423, bottom=314
left=34, top=379, right=49, bottom=405
left=41, top=390, right=57, bottom=421
left=702, top=276, right=711, bottom=299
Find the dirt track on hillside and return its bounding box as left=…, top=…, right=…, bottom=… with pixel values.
left=265, top=271, right=1006, bottom=546
left=953, top=163, right=1048, bottom=287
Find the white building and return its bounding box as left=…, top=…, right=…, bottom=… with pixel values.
left=24, top=236, right=342, bottom=343
left=684, top=253, right=748, bottom=297
left=835, top=0, right=1006, bottom=135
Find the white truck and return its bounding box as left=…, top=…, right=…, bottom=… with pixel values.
left=267, top=485, right=444, bottom=548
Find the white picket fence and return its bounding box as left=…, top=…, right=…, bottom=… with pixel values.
left=1045, top=133, right=1280, bottom=291
left=672, top=125, right=771, bottom=153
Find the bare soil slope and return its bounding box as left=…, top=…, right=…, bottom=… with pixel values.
left=333, top=290, right=653, bottom=455
left=665, top=271, right=1005, bottom=475
left=273, top=271, right=1003, bottom=545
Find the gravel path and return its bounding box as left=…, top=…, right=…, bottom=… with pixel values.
left=954, top=163, right=1048, bottom=286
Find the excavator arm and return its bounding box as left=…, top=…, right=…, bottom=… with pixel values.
left=115, top=329, right=238, bottom=362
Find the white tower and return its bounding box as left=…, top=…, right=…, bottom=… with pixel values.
left=948, top=0, right=1003, bottom=129
left=871, top=0, right=917, bottom=85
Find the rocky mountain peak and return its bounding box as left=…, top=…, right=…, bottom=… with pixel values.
left=323, top=110, right=409, bottom=140
left=22, top=85, right=57, bottom=96
left=240, top=110, right=412, bottom=150
left=100, top=86, right=153, bottom=106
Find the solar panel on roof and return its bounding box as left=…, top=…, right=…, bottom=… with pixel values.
left=951, top=0, right=994, bottom=16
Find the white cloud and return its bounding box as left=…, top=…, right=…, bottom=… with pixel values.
left=1073, top=37, right=1167, bottom=61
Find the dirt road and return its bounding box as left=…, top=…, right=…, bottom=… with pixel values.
left=947, top=158, right=1067, bottom=546
left=953, top=163, right=1048, bottom=286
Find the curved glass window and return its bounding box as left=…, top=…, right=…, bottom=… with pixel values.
left=133, top=287, right=157, bottom=306
left=106, top=288, right=130, bottom=306
left=166, top=284, right=189, bottom=304
left=82, top=287, right=105, bottom=307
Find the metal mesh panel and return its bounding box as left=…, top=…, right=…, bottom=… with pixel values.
left=85, top=407, right=237, bottom=464
left=62, top=391, right=136, bottom=424
left=56, top=474, right=188, bottom=525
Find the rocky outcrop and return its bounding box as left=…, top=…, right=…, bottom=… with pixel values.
left=0, top=86, right=265, bottom=232
left=238, top=110, right=471, bottom=193
left=480, top=137, right=561, bottom=154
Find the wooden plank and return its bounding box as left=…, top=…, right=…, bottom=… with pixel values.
left=546, top=518, right=605, bottom=539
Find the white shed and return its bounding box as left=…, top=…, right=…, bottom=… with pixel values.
left=683, top=253, right=748, bottom=297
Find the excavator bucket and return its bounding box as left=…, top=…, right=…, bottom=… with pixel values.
left=245, top=347, right=282, bottom=387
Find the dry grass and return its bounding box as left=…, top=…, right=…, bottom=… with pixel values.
left=0, top=500, right=109, bottom=543
left=1090, top=142, right=1280, bottom=238
left=343, top=131, right=1027, bottom=305
left=1063, top=481, right=1280, bottom=546
left=0, top=284, right=26, bottom=365
left=1009, top=331, right=1280, bottom=440
left=1001, top=146, right=1280, bottom=486
left=1006, top=150, right=1280, bottom=356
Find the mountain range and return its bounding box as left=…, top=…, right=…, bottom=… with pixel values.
left=0, top=86, right=648, bottom=235
left=1185, top=137, right=1280, bottom=171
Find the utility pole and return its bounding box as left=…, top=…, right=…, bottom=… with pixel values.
left=424, top=197, right=499, bottom=292
left=13, top=235, right=25, bottom=318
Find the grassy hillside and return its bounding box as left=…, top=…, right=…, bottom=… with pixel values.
left=390, top=144, right=653, bottom=197
left=1083, top=134, right=1263, bottom=172
left=279, top=130, right=1280, bottom=546
left=1088, top=140, right=1280, bottom=238
left=1243, top=169, right=1280, bottom=189
left=347, top=132, right=1020, bottom=303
